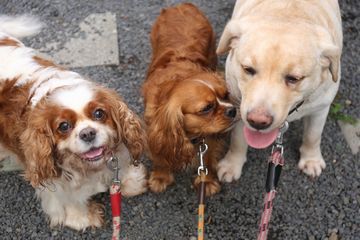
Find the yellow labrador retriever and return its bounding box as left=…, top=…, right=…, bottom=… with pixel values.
left=216, top=0, right=342, bottom=180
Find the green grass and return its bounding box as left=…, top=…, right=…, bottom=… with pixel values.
left=329, top=102, right=358, bottom=125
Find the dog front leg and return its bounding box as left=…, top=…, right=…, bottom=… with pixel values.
left=37, top=185, right=104, bottom=230
left=148, top=159, right=174, bottom=193
left=194, top=141, right=222, bottom=196
left=217, top=121, right=248, bottom=182
left=298, top=106, right=330, bottom=177
left=115, top=147, right=147, bottom=197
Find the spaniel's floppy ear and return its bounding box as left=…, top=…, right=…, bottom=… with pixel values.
left=216, top=20, right=243, bottom=55
left=105, top=89, right=145, bottom=161
left=20, top=104, right=58, bottom=187
left=147, top=99, right=193, bottom=165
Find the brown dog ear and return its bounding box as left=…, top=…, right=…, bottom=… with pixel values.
left=320, top=43, right=341, bottom=82
left=147, top=99, right=193, bottom=167
left=216, top=20, right=243, bottom=55
left=104, top=89, right=145, bottom=161
left=20, top=106, right=58, bottom=187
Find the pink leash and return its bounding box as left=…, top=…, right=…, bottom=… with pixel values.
left=257, top=121, right=289, bottom=240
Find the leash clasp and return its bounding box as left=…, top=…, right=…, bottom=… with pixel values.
left=107, top=155, right=121, bottom=184
left=271, top=121, right=289, bottom=155
left=197, top=140, right=208, bottom=176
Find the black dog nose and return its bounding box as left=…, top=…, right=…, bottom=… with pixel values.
left=225, top=107, right=237, bottom=118
left=79, top=127, right=96, bottom=143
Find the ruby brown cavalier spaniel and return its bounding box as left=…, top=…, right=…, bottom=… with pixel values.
left=143, top=3, right=238, bottom=196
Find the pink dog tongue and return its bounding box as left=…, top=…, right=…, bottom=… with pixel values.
left=81, top=147, right=104, bottom=159
left=243, top=126, right=279, bottom=149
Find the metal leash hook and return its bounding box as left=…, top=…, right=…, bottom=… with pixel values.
left=108, top=156, right=122, bottom=240
left=197, top=139, right=208, bottom=240
left=197, top=140, right=209, bottom=176
left=108, top=156, right=121, bottom=184
left=258, top=121, right=289, bottom=240
left=271, top=121, right=289, bottom=156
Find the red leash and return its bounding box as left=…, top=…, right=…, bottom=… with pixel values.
left=110, top=183, right=122, bottom=240
left=108, top=156, right=122, bottom=240
left=257, top=121, right=288, bottom=240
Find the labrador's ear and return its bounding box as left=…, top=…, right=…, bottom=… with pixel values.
left=316, top=26, right=342, bottom=82
left=216, top=20, right=243, bottom=55
left=320, top=43, right=341, bottom=82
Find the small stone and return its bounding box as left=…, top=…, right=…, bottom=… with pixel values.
left=52, top=230, right=58, bottom=236
left=6, top=227, right=12, bottom=233
left=345, top=99, right=351, bottom=105
left=329, top=232, right=339, bottom=240
left=333, top=159, right=337, bottom=163
left=309, top=236, right=316, bottom=240
left=338, top=211, right=345, bottom=219
left=100, top=233, right=108, bottom=238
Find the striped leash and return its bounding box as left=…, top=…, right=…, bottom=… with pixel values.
left=197, top=140, right=208, bottom=240
left=257, top=121, right=289, bottom=240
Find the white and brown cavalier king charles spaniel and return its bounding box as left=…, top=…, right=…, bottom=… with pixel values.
left=0, top=16, right=147, bottom=230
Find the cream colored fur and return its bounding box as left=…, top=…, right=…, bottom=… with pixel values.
left=216, top=0, right=342, bottom=180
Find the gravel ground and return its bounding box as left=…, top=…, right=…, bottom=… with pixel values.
left=0, top=0, right=359, bottom=239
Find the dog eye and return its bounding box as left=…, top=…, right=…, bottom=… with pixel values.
left=93, top=109, right=105, bottom=120
left=242, top=65, right=257, bottom=76
left=285, top=75, right=303, bottom=84
left=200, top=103, right=214, bottom=114
left=58, top=121, right=72, bottom=133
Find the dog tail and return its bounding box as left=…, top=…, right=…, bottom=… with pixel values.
left=0, top=15, right=42, bottom=38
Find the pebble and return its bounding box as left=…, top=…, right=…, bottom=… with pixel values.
left=329, top=232, right=339, bottom=240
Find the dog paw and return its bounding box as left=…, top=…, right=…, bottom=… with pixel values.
left=48, top=212, right=66, bottom=228
left=121, top=163, right=148, bottom=197
left=63, top=202, right=103, bottom=230
left=217, top=156, right=245, bottom=182
left=148, top=171, right=174, bottom=193
left=298, top=158, right=326, bottom=177
left=87, top=202, right=104, bottom=228
left=193, top=175, right=221, bottom=197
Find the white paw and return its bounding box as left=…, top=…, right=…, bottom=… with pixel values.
left=64, top=214, right=91, bottom=231
left=48, top=212, right=66, bottom=228
left=217, top=156, right=246, bottom=183
left=298, top=158, right=326, bottom=177
left=63, top=203, right=103, bottom=230
left=121, top=163, right=148, bottom=197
